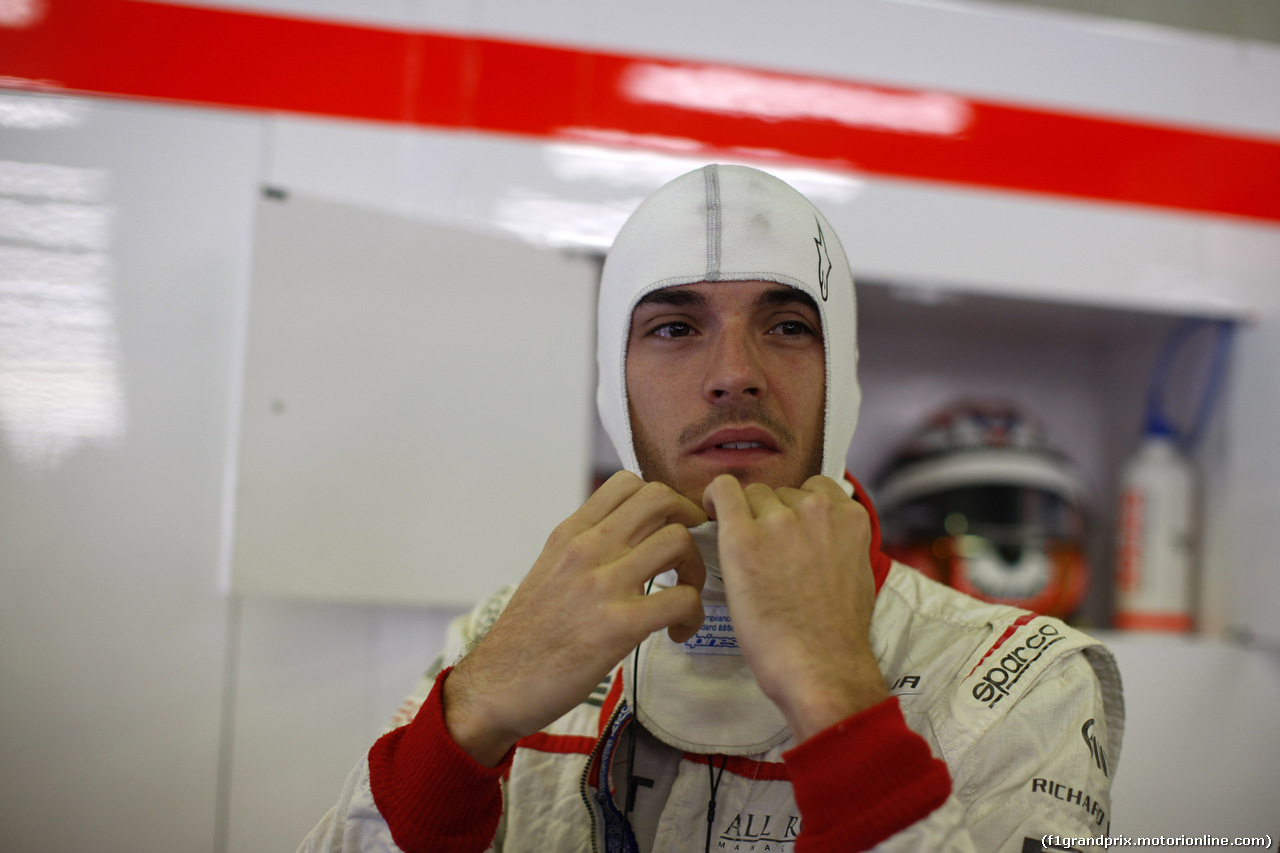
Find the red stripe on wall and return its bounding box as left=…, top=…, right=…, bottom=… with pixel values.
left=3, top=0, right=1279, bottom=222
left=1, top=0, right=420, bottom=121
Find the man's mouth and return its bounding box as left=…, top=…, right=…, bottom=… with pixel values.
left=690, top=427, right=782, bottom=456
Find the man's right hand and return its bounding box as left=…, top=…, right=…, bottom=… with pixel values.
left=441, top=471, right=708, bottom=767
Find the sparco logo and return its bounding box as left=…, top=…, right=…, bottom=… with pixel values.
left=971, top=623, right=1064, bottom=707
left=1081, top=718, right=1109, bottom=777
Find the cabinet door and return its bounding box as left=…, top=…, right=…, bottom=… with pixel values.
left=232, top=193, right=598, bottom=606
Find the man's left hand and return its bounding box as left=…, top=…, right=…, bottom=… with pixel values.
left=702, top=473, right=890, bottom=741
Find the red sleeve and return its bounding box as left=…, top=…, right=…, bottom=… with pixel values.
left=367, top=667, right=512, bottom=853
left=783, top=696, right=951, bottom=852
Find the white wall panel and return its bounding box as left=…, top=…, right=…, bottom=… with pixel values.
left=1203, top=41, right=1280, bottom=134
left=1102, top=633, right=1280, bottom=836
left=265, top=116, right=469, bottom=222
left=231, top=192, right=598, bottom=606
left=0, top=95, right=260, bottom=851
left=224, top=598, right=462, bottom=852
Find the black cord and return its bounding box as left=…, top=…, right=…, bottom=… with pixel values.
left=623, top=642, right=642, bottom=817
left=624, top=578, right=658, bottom=819
left=704, top=754, right=728, bottom=853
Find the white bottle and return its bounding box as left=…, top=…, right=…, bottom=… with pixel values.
left=1114, top=430, right=1196, bottom=631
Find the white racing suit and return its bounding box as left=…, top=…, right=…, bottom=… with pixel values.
left=301, top=488, right=1124, bottom=853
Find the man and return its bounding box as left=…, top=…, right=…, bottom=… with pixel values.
left=302, top=165, right=1123, bottom=852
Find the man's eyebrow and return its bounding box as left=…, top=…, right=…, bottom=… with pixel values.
left=756, top=286, right=819, bottom=314
left=634, top=288, right=709, bottom=309
left=634, top=285, right=818, bottom=312
left=747, top=285, right=819, bottom=318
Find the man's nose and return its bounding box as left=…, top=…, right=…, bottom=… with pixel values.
left=703, top=329, right=766, bottom=401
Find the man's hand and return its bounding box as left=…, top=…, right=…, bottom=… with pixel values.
left=443, top=471, right=707, bottom=767
left=702, top=474, right=889, bottom=741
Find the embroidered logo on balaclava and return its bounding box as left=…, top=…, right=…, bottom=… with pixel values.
left=814, top=218, right=833, bottom=301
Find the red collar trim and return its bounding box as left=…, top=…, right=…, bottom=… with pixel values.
left=845, top=471, right=892, bottom=595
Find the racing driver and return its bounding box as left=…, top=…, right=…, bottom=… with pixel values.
left=300, top=164, right=1124, bottom=852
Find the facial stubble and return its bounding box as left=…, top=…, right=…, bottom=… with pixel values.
left=631, top=401, right=826, bottom=504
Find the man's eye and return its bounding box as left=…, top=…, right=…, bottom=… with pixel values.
left=653, top=322, right=695, bottom=338
left=771, top=320, right=813, bottom=336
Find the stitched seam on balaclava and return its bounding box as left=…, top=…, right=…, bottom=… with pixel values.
left=704, top=165, right=722, bottom=281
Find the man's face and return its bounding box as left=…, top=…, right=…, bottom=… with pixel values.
left=626, top=280, right=826, bottom=504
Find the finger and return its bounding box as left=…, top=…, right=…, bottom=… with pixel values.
left=780, top=477, right=864, bottom=527
left=742, top=482, right=785, bottom=518
left=701, top=474, right=752, bottom=526
left=614, top=522, right=704, bottom=589
left=800, top=474, right=848, bottom=499
left=627, top=482, right=708, bottom=534
left=762, top=484, right=803, bottom=504
left=666, top=612, right=705, bottom=644
left=597, top=481, right=707, bottom=549
left=579, top=477, right=707, bottom=555
left=572, top=470, right=647, bottom=527
left=632, top=583, right=704, bottom=643
left=799, top=475, right=866, bottom=522
left=670, top=540, right=707, bottom=593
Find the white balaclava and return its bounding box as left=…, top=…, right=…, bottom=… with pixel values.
left=600, top=165, right=863, bottom=755
left=597, top=164, right=860, bottom=485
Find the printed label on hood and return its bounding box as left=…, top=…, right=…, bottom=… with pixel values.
left=683, top=605, right=741, bottom=656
